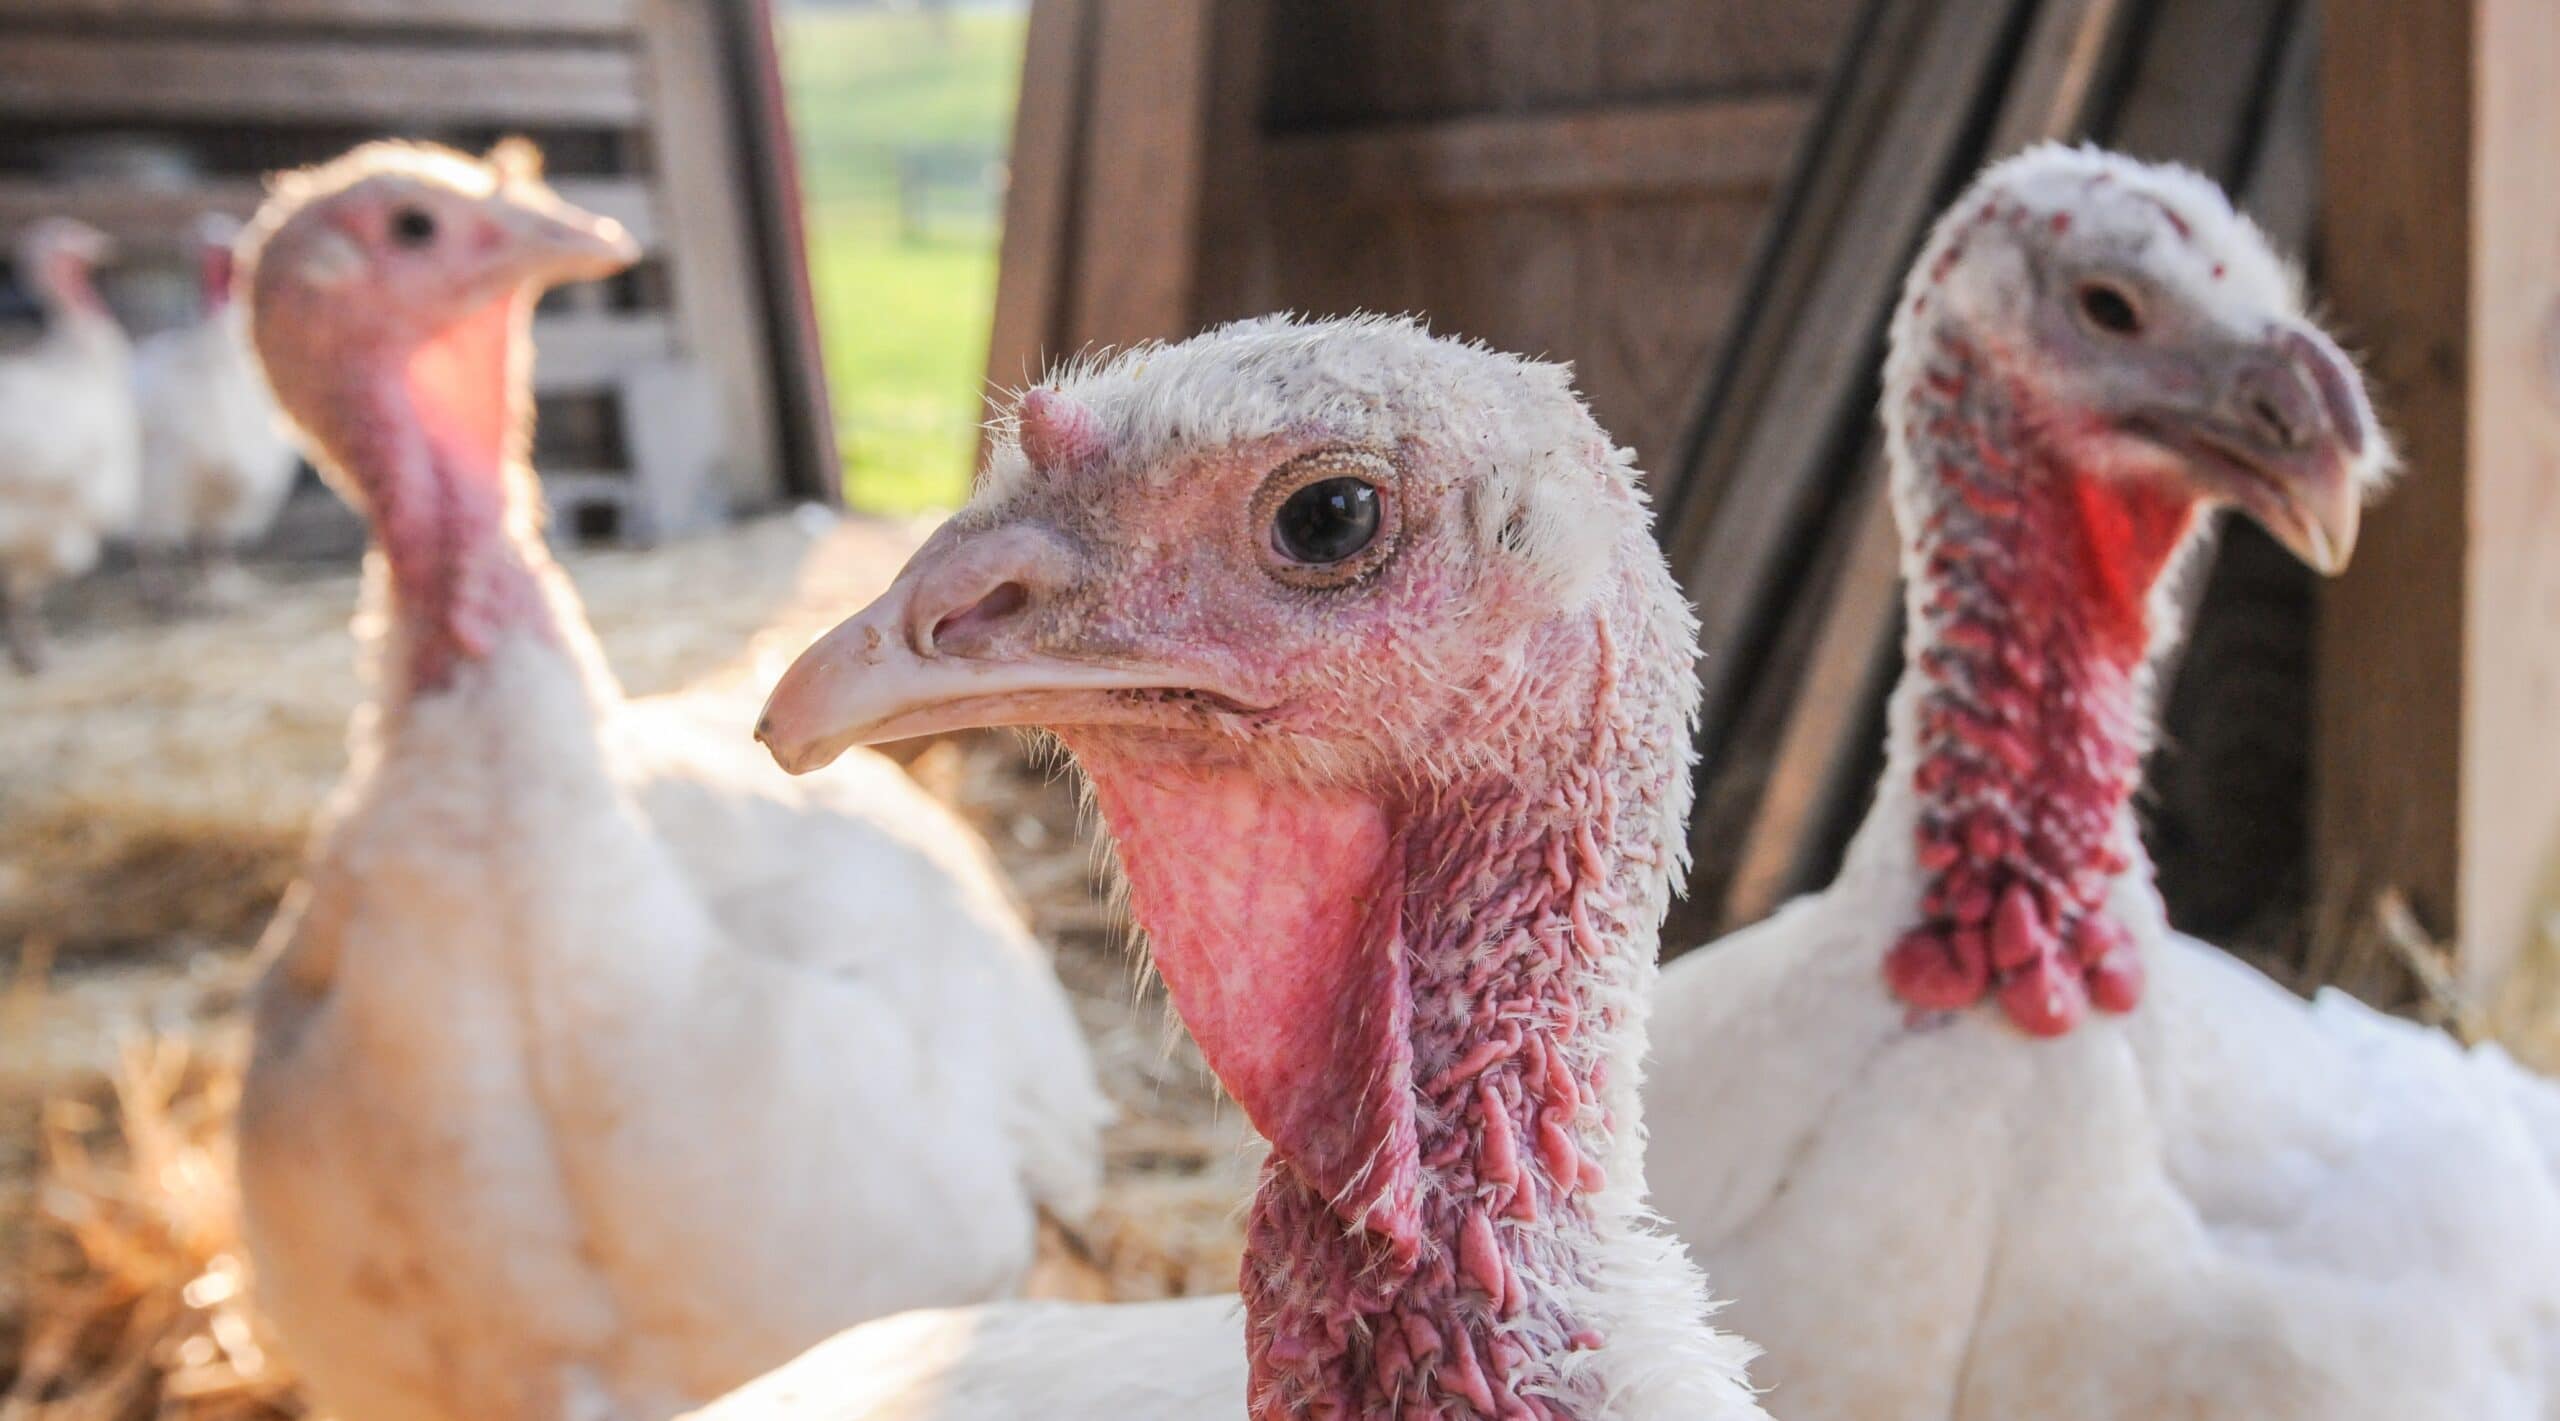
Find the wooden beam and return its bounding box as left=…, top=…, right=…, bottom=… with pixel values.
left=1064, top=0, right=1219, bottom=350
left=0, top=34, right=646, bottom=126
left=0, top=176, right=662, bottom=254
left=1259, top=98, right=1811, bottom=209
left=982, top=0, right=1096, bottom=422
left=2318, top=0, right=2560, bottom=996
left=634, top=0, right=784, bottom=510
left=530, top=312, right=677, bottom=395
left=1, top=0, right=633, bottom=33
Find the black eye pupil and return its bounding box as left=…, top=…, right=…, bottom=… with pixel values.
left=391, top=207, right=438, bottom=247
left=2080, top=283, right=2140, bottom=334
left=1274, top=476, right=1381, bottom=565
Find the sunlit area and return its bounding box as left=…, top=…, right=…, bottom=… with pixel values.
left=782, top=1, right=1028, bottom=513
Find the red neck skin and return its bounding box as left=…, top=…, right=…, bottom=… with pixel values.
left=1080, top=617, right=1683, bottom=1420
left=197, top=244, right=236, bottom=318
left=1879, top=326, right=2198, bottom=1036
left=37, top=251, right=109, bottom=321
left=305, top=294, right=555, bottom=698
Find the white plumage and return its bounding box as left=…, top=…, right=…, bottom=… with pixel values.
left=0, top=218, right=138, bottom=671
left=130, top=218, right=299, bottom=593
left=1642, top=145, right=2560, bottom=1421
left=232, top=143, right=1108, bottom=1421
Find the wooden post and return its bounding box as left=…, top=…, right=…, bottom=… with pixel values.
left=2318, top=0, right=2560, bottom=998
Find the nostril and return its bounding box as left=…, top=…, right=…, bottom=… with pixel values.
left=2249, top=392, right=2296, bottom=448
left=927, top=580, right=1029, bottom=655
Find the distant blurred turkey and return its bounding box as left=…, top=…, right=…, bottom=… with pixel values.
left=233, top=141, right=1108, bottom=1421
left=0, top=218, right=137, bottom=671
left=131, top=213, right=299, bottom=606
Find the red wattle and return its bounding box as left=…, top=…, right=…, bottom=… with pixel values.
left=1885, top=328, right=2197, bottom=1036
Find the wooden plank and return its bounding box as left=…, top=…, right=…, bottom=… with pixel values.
left=2, top=0, right=633, bottom=33
left=1064, top=0, right=1218, bottom=350
left=1258, top=98, right=1812, bottom=209
left=635, top=0, right=784, bottom=510
left=1719, top=460, right=1902, bottom=926
left=728, top=0, right=840, bottom=505
left=530, top=312, right=676, bottom=394
left=0, top=176, right=662, bottom=253
left=2318, top=0, right=2560, bottom=997
left=0, top=35, right=646, bottom=126
left=982, top=0, right=1096, bottom=420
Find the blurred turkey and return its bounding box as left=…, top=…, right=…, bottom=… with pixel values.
left=1644, top=145, right=2560, bottom=1421
left=0, top=217, right=138, bottom=671
left=232, top=141, right=1108, bottom=1421
left=131, top=213, right=299, bottom=607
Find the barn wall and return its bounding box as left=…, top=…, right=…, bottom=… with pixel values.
left=987, top=0, right=1864, bottom=489
left=1201, top=2, right=1858, bottom=480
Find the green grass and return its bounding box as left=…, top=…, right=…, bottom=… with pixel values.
left=781, top=7, right=1028, bottom=512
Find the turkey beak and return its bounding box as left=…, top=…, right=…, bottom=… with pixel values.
left=493, top=194, right=638, bottom=288
left=2135, top=324, right=2372, bottom=575
left=757, top=523, right=1254, bottom=774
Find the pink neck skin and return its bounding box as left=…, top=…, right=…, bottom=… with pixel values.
left=1081, top=616, right=1683, bottom=1420
left=308, top=294, right=553, bottom=696
left=197, top=243, right=236, bottom=317
left=36, top=250, right=108, bottom=320
left=1880, top=326, right=2197, bottom=1036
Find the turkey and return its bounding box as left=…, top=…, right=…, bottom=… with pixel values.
left=131, top=213, right=299, bottom=607
left=1643, top=144, right=2560, bottom=1420
left=231, top=141, right=1107, bottom=1421
left=0, top=217, right=138, bottom=671
left=725, top=314, right=1768, bottom=1421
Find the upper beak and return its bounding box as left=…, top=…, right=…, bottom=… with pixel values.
left=755, top=523, right=1252, bottom=775
left=496, top=194, right=638, bottom=287
left=2138, top=325, right=2370, bottom=575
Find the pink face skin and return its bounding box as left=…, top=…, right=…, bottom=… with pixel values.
left=765, top=404, right=1611, bottom=1183
left=241, top=144, right=637, bottom=690
left=15, top=219, right=114, bottom=317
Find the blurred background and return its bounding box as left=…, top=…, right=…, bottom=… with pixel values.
left=2, top=0, right=2554, bottom=1414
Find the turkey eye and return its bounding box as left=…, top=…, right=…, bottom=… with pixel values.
left=2078, top=281, right=2141, bottom=335
left=1273, top=476, right=1381, bottom=565
left=390, top=207, right=439, bottom=248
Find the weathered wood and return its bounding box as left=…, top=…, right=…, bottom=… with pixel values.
left=3, top=0, right=633, bottom=33
left=1064, top=0, right=1219, bottom=350
left=728, top=0, right=840, bottom=505
left=635, top=0, right=783, bottom=510
left=1259, top=98, right=1810, bottom=209
left=532, top=312, right=677, bottom=395
left=0, top=34, right=646, bottom=125
left=0, top=176, right=661, bottom=253
left=1264, top=1, right=1851, bottom=129
left=982, top=0, right=1097, bottom=418
left=2317, top=0, right=2560, bottom=996
left=1719, top=460, right=1902, bottom=926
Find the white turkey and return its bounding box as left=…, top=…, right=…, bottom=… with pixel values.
left=231, top=141, right=1108, bottom=1421
left=722, top=314, right=1768, bottom=1421
left=131, top=213, right=300, bottom=606
left=0, top=217, right=138, bottom=671
left=1642, top=144, right=2560, bottom=1421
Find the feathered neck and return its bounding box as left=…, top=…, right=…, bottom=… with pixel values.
left=1865, top=321, right=2201, bottom=1036
left=1081, top=560, right=1754, bottom=1421
left=293, top=291, right=602, bottom=708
